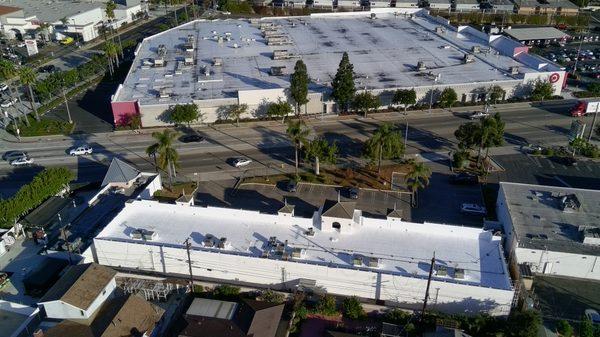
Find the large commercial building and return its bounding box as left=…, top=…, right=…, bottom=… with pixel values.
left=0, top=0, right=146, bottom=42
left=111, top=8, right=565, bottom=127
left=496, top=182, right=600, bottom=281
left=85, top=198, right=515, bottom=315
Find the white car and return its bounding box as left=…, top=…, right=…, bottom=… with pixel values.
left=469, top=111, right=489, bottom=120
left=10, top=156, right=33, bottom=166
left=0, top=83, right=8, bottom=91
left=233, top=157, right=252, bottom=167
left=585, top=309, right=600, bottom=325
left=460, top=203, right=486, bottom=215
left=69, top=146, right=93, bottom=156
left=0, top=98, right=17, bottom=108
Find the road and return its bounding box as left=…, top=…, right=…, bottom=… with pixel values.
left=1, top=100, right=593, bottom=196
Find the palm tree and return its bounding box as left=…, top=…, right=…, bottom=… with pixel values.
left=365, top=123, right=404, bottom=174
left=406, top=161, right=431, bottom=208
left=0, top=59, right=15, bottom=80
left=146, top=129, right=179, bottom=187
left=18, top=66, right=39, bottom=121
left=286, top=120, right=310, bottom=177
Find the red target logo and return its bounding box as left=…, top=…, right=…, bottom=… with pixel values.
left=549, top=73, right=560, bottom=83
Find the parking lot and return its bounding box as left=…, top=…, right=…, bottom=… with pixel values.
left=534, top=42, right=600, bottom=84
left=492, top=153, right=600, bottom=190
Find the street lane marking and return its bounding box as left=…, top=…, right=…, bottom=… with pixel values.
left=546, top=159, right=555, bottom=169
left=529, top=156, right=543, bottom=168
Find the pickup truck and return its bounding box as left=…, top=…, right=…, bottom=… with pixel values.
left=571, top=101, right=599, bottom=117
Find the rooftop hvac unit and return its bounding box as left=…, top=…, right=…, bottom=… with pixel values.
left=157, top=44, right=167, bottom=57
left=184, top=56, right=194, bottom=66
left=352, top=255, right=362, bottom=266
left=292, top=247, right=305, bottom=258
left=471, top=45, right=481, bottom=53
left=213, top=57, right=223, bottom=66
left=417, top=61, right=427, bottom=71
left=368, top=257, right=379, bottom=268
left=130, top=228, right=156, bottom=241
left=153, top=58, right=165, bottom=67
left=305, top=227, right=315, bottom=236
left=142, top=59, right=153, bottom=66
left=158, top=88, right=171, bottom=98
left=218, top=237, right=227, bottom=249
left=435, top=26, right=445, bottom=34
left=509, top=66, right=519, bottom=75
left=204, top=66, right=211, bottom=77
left=276, top=242, right=285, bottom=254
left=270, top=66, right=286, bottom=76
left=268, top=236, right=277, bottom=246
left=273, top=50, right=289, bottom=60
left=203, top=234, right=215, bottom=247
left=261, top=250, right=270, bottom=258
left=217, top=36, right=224, bottom=44
left=462, top=54, right=475, bottom=63
left=454, top=268, right=465, bottom=279
left=436, top=265, right=448, bottom=276
left=370, top=13, right=377, bottom=19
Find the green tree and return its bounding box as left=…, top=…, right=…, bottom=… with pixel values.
left=406, top=161, right=431, bottom=208
left=0, top=58, right=16, bottom=80
left=352, top=91, right=380, bottom=118
left=259, top=289, right=285, bottom=303
left=363, top=123, right=405, bottom=174
left=438, top=87, right=458, bottom=108
left=331, top=52, right=355, bottom=112
left=305, top=137, right=338, bottom=175
left=105, top=0, right=117, bottom=21
left=286, top=119, right=310, bottom=177
left=289, top=60, right=309, bottom=115
left=393, top=89, right=417, bottom=113
left=587, top=83, right=600, bottom=95
left=477, top=113, right=505, bottom=166
left=316, top=294, right=337, bottom=316
left=488, top=85, right=506, bottom=103
left=225, top=104, right=248, bottom=126
left=18, top=66, right=40, bottom=121
left=170, top=104, right=201, bottom=126
left=506, top=310, right=541, bottom=337
left=455, top=122, right=481, bottom=150
left=212, top=284, right=240, bottom=300
left=342, top=296, right=364, bottom=320
left=531, top=79, right=553, bottom=101
left=267, top=100, right=293, bottom=123
left=146, top=129, right=179, bottom=186
left=103, top=41, right=120, bottom=76
left=556, top=320, right=573, bottom=337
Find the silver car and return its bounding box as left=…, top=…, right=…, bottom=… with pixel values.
left=460, top=203, right=486, bottom=215
left=10, top=156, right=33, bottom=166
left=233, top=158, right=252, bottom=167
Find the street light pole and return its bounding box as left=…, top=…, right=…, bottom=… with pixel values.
left=428, top=75, right=439, bottom=114
left=62, top=80, right=72, bottom=124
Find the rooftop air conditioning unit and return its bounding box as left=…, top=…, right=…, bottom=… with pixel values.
left=472, top=45, right=481, bottom=53
left=218, top=237, right=228, bottom=249
left=158, top=88, right=171, bottom=98
left=436, top=265, right=448, bottom=276
left=270, top=66, right=286, bottom=76
left=462, top=54, right=475, bottom=63
left=273, top=50, right=289, bottom=60
left=352, top=255, right=362, bottom=266
left=292, top=247, right=305, bottom=258
left=268, top=236, right=277, bottom=247
left=213, top=57, right=223, bottom=66
left=368, top=257, right=379, bottom=268
left=417, top=61, right=427, bottom=71
left=435, top=26, right=445, bottom=34
left=454, top=268, right=465, bottom=279
left=203, top=235, right=215, bottom=247
left=509, top=66, right=519, bottom=75
left=153, top=58, right=165, bottom=67
left=305, top=227, right=315, bottom=236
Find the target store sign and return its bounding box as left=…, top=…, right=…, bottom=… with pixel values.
left=549, top=73, right=560, bottom=83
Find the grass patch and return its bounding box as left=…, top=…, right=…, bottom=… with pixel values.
left=8, top=115, right=74, bottom=137
left=153, top=181, right=197, bottom=202
left=244, top=163, right=412, bottom=191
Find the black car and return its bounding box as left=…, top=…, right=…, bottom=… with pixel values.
left=449, top=173, right=478, bottom=185
left=347, top=187, right=359, bottom=199
left=39, top=64, right=57, bottom=73
left=180, top=134, right=205, bottom=143
left=286, top=180, right=298, bottom=192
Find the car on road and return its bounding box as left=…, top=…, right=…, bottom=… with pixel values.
left=0, top=83, right=8, bottom=91
left=1, top=97, right=17, bottom=108
left=585, top=309, right=600, bottom=325
left=347, top=187, right=360, bottom=199
left=60, top=37, right=74, bottom=45
left=449, top=173, right=478, bottom=185
left=233, top=157, right=252, bottom=168
left=469, top=111, right=489, bottom=120
left=69, top=145, right=93, bottom=156
left=180, top=134, right=205, bottom=143
left=286, top=180, right=298, bottom=192
left=3, top=151, right=28, bottom=162
left=39, top=64, right=58, bottom=73
left=460, top=203, right=486, bottom=215
left=10, top=156, right=33, bottom=166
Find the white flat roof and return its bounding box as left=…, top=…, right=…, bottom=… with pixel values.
left=114, top=9, right=536, bottom=105
left=96, top=199, right=512, bottom=290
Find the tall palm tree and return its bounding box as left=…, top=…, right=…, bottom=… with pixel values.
left=0, top=58, right=15, bottom=80
left=406, top=162, right=431, bottom=208
left=18, top=66, right=39, bottom=121
left=146, top=129, right=179, bottom=187
left=286, top=120, right=310, bottom=177
left=366, top=123, right=403, bottom=174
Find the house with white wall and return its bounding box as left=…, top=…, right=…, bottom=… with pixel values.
left=496, top=182, right=600, bottom=281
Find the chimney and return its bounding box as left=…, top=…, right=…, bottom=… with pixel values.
left=33, top=329, right=44, bottom=337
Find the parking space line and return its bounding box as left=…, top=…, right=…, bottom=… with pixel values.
left=529, top=156, right=543, bottom=168
left=574, top=166, right=581, bottom=172
left=546, top=159, right=555, bottom=169
left=585, top=165, right=593, bottom=172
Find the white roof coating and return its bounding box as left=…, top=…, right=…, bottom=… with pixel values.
left=1, top=0, right=105, bottom=22
left=114, top=9, right=536, bottom=105
left=96, top=199, right=512, bottom=290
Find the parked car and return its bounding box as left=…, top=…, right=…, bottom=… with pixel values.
left=10, top=156, right=33, bottom=166
left=60, top=37, right=74, bottom=45
left=69, top=145, right=93, bottom=156
left=0, top=83, right=8, bottom=91
left=39, top=64, right=58, bottom=73
left=180, top=134, right=205, bottom=143
left=3, top=151, right=27, bottom=162
left=585, top=309, right=600, bottom=325
left=460, top=203, right=486, bottom=215
left=286, top=180, right=298, bottom=192
left=233, top=157, right=252, bottom=167
left=347, top=187, right=359, bottom=199
left=1, top=97, right=17, bottom=108
left=469, top=111, right=489, bottom=120
left=449, top=173, right=478, bottom=185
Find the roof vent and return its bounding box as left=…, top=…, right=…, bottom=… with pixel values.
left=218, top=237, right=228, bottom=249
left=471, top=45, right=481, bottom=53
left=462, top=54, right=475, bottom=64
left=352, top=255, right=362, bottom=266
left=368, top=257, right=379, bottom=268
left=436, top=265, right=448, bottom=276
left=270, top=66, right=286, bottom=76
left=435, top=26, right=445, bottom=34
left=370, top=13, right=377, bottom=19
left=213, top=57, right=223, bottom=66
left=454, top=268, right=465, bottom=279
left=509, top=66, right=519, bottom=75
left=560, top=194, right=580, bottom=213
left=157, top=44, right=167, bottom=57
left=130, top=228, right=156, bottom=241
left=305, top=227, right=315, bottom=237
left=417, top=61, right=427, bottom=71
left=203, top=234, right=215, bottom=248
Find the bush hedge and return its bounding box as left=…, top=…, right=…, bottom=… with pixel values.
left=0, top=167, right=75, bottom=228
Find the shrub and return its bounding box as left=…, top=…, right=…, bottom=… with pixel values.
left=212, top=284, right=240, bottom=300
left=316, top=294, right=338, bottom=316
left=556, top=320, right=573, bottom=337
left=384, top=308, right=412, bottom=325
left=542, top=147, right=554, bottom=156
left=259, top=289, right=285, bottom=304
left=193, top=284, right=204, bottom=294
left=342, top=297, right=364, bottom=320
left=453, top=150, right=469, bottom=168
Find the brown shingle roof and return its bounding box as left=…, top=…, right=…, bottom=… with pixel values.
left=0, top=5, right=21, bottom=16
left=322, top=200, right=356, bottom=219
left=44, top=294, right=165, bottom=337
left=40, top=263, right=117, bottom=310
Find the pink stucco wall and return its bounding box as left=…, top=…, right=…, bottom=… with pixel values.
left=111, top=101, right=139, bottom=126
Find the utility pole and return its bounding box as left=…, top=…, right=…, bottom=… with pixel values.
left=588, top=110, right=597, bottom=142
left=421, top=252, right=436, bottom=319
left=61, top=225, right=73, bottom=265
left=184, top=237, right=194, bottom=291
left=62, top=80, right=72, bottom=124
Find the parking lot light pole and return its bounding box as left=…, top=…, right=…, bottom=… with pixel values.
left=62, top=82, right=72, bottom=124
left=428, top=75, right=439, bottom=114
